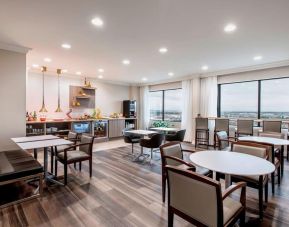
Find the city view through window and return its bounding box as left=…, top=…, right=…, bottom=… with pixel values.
left=220, top=78, right=289, bottom=120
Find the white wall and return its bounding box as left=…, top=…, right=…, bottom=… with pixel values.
left=0, top=49, right=26, bottom=151
left=26, top=72, right=130, bottom=119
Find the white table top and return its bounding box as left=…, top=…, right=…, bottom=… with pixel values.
left=150, top=127, right=179, bottom=132
left=16, top=139, right=73, bottom=150
left=127, top=130, right=157, bottom=136
left=238, top=136, right=289, bottom=145
left=11, top=135, right=59, bottom=143
left=190, top=151, right=275, bottom=176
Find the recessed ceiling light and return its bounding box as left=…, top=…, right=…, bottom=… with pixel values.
left=91, top=17, right=104, bottom=27
left=122, top=59, right=130, bottom=65
left=62, top=69, right=68, bottom=73
left=159, top=47, right=168, bottom=54
left=98, top=68, right=104, bottom=73
left=202, top=65, right=209, bottom=71
left=142, top=77, right=147, bottom=81
left=76, top=71, right=82, bottom=75
left=253, top=55, right=263, bottom=61
left=44, top=58, right=51, bottom=62
left=224, top=23, right=237, bottom=33
left=61, top=43, right=71, bottom=49
left=98, top=75, right=103, bottom=79
left=168, top=72, right=174, bottom=76
left=32, top=64, right=39, bottom=68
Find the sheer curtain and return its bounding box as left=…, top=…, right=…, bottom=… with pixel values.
left=139, top=85, right=150, bottom=129
left=181, top=78, right=200, bottom=142
left=200, top=76, right=218, bottom=144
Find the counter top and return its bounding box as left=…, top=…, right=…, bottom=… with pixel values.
left=26, top=118, right=137, bottom=124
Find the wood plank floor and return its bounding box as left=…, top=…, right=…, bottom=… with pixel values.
left=1, top=143, right=289, bottom=227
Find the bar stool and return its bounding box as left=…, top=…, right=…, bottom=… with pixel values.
left=235, top=119, right=254, bottom=137
left=195, top=118, right=209, bottom=148
left=214, top=118, right=229, bottom=149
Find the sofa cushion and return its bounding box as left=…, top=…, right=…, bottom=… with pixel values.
left=0, top=150, right=43, bottom=182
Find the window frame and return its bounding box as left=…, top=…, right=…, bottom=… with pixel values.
left=217, top=76, right=289, bottom=119
left=149, top=88, right=182, bottom=122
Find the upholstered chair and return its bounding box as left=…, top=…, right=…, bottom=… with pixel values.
left=55, top=134, right=95, bottom=185
left=263, top=120, right=282, bottom=133
left=165, top=129, right=186, bottom=142
left=160, top=142, right=211, bottom=202
left=122, top=128, right=141, bottom=156
left=231, top=141, right=271, bottom=219
left=139, top=133, right=164, bottom=159
left=235, top=119, right=254, bottom=137
left=195, top=118, right=209, bottom=148
left=165, top=166, right=246, bottom=227
left=214, top=118, right=230, bottom=148
left=216, top=131, right=237, bottom=150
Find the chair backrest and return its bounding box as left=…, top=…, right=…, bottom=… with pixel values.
left=196, top=118, right=208, bottom=130
left=166, top=166, right=223, bottom=227
left=215, top=118, right=229, bottom=132
left=176, top=129, right=186, bottom=142
left=150, top=133, right=165, bottom=147
left=80, top=135, right=95, bottom=154
left=67, top=131, right=78, bottom=140
left=216, top=131, right=229, bottom=150
left=231, top=141, right=269, bottom=159
left=160, top=142, right=183, bottom=166
left=263, top=121, right=282, bottom=133
left=237, top=120, right=253, bottom=135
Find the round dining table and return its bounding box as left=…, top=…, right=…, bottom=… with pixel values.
left=238, top=136, right=289, bottom=176
left=190, top=151, right=275, bottom=188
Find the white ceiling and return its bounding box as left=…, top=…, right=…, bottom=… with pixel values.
left=1, top=0, right=289, bottom=84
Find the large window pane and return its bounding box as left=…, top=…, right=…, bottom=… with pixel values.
left=261, top=78, right=289, bottom=119
left=220, top=81, right=258, bottom=118
left=164, top=89, right=182, bottom=122
left=149, top=91, right=163, bottom=120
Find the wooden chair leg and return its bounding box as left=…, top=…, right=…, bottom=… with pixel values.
left=151, top=148, right=153, bottom=159
left=34, top=149, right=38, bottom=159
left=271, top=173, right=275, bottom=194
left=64, top=163, right=68, bottom=185
left=89, top=158, right=92, bottom=178
left=50, top=147, right=54, bottom=174
left=162, top=174, right=166, bottom=203
left=168, top=206, right=174, bottom=227
left=278, top=167, right=281, bottom=185
left=265, top=182, right=268, bottom=203
left=132, top=143, right=134, bottom=154
left=74, top=162, right=77, bottom=169
left=259, top=184, right=263, bottom=220
left=240, top=210, right=246, bottom=227
left=79, top=162, right=82, bottom=171
left=54, top=159, right=58, bottom=177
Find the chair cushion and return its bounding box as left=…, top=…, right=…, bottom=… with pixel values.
left=176, top=164, right=210, bottom=176
left=0, top=150, right=43, bottom=182
left=223, top=197, right=242, bottom=225
left=232, top=174, right=268, bottom=185
left=56, top=145, right=70, bottom=152
left=57, top=150, right=90, bottom=161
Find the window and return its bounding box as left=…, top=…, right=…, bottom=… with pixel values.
left=149, top=89, right=182, bottom=122
left=261, top=78, right=289, bottom=119
left=220, top=81, right=258, bottom=119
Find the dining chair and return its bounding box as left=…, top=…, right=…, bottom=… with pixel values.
left=165, top=129, right=186, bottom=142
left=139, top=133, right=164, bottom=160
left=159, top=141, right=211, bottom=202
left=165, top=166, right=246, bottom=227
left=54, top=134, right=95, bottom=185
left=216, top=131, right=237, bottom=150
left=263, top=120, right=282, bottom=133
left=122, top=128, right=141, bottom=157
left=235, top=119, right=254, bottom=137
left=214, top=118, right=229, bottom=148
left=195, top=117, right=209, bottom=148
left=231, top=141, right=271, bottom=219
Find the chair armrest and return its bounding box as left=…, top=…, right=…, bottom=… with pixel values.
left=63, top=142, right=92, bottom=152
left=164, top=156, right=196, bottom=170
left=222, top=182, right=247, bottom=206
left=181, top=149, right=195, bottom=153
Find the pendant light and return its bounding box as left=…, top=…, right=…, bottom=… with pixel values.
left=55, top=68, right=62, bottom=112
left=39, top=66, right=48, bottom=112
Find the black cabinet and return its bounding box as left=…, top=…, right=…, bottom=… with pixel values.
left=123, top=100, right=136, bottom=118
